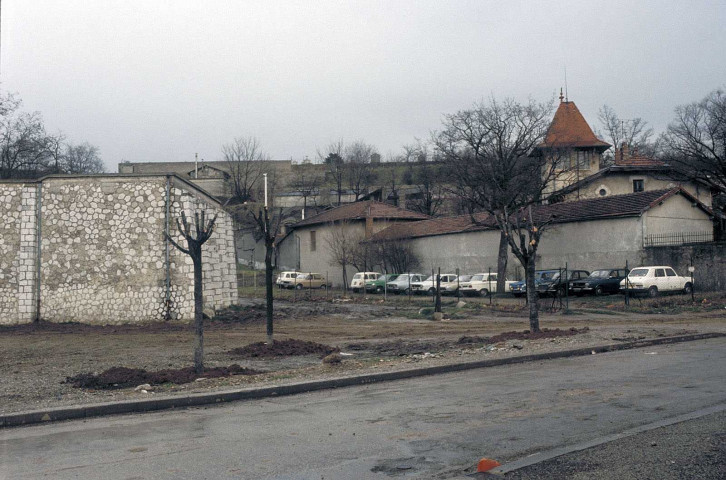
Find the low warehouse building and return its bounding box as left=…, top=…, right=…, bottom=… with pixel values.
left=367, top=188, right=714, bottom=280
left=0, top=174, right=237, bottom=325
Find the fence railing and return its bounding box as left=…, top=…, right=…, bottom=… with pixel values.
left=644, top=231, right=713, bottom=248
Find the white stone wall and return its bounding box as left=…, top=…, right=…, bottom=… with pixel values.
left=0, top=183, right=39, bottom=324
left=168, top=178, right=237, bottom=318
left=0, top=175, right=237, bottom=325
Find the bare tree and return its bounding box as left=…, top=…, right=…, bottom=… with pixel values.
left=222, top=136, right=267, bottom=203
left=63, top=142, right=104, bottom=174
left=289, top=163, right=322, bottom=217
left=662, top=88, right=726, bottom=192
left=597, top=105, right=656, bottom=164
left=345, top=140, right=377, bottom=200
left=325, top=221, right=357, bottom=291
left=0, top=104, right=48, bottom=179
left=229, top=166, right=289, bottom=344
left=350, top=238, right=381, bottom=273
left=319, top=139, right=346, bottom=206
left=436, top=96, right=560, bottom=331
left=376, top=238, right=420, bottom=274
left=166, top=211, right=218, bottom=374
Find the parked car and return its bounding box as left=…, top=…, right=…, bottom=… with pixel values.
left=276, top=271, right=298, bottom=289
left=509, top=270, right=560, bottom=297
left=386, top=273, right=427, bottom=295
left=442, top=275, right=472, bottom=295
left=410, top=274, right=459, bottom=295
left=350, top=272, right=381, bottom=293
left=365, top=273, right=399, bottom=293
left=571, top=269, right=629, bottom=296
left=537, top=269, right=590, bottom=296
left=619, top=266, right=693, bottom=297
left=292, top=273, right=326, bottom=289
left=460, top=273, right=515, bottom=297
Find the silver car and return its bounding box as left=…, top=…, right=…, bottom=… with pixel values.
left=386, top=273, right=427, bottom=295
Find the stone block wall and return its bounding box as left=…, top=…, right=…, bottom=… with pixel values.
left=0, top=175, right=237, bottom=325
left=40, top=177, right=170, bottom=323
left=645, top=243, right=726, bottom=291
left=168, top=177, right=237, bottom=319
left=0, top=183, right=39, bottom=324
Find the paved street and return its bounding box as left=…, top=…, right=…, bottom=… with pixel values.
left=1, top=338, right=725, bottom=479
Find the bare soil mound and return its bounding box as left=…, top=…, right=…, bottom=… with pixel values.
left=346, top=339, right=451, bottom=356
left=458, top=327, right=589, bottom=345
left=230, top=339, right=340, bottom=358
left=65, top=364, right=261, bottom=390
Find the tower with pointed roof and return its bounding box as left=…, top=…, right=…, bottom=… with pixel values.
left=535, top=90, right=611, bottom=196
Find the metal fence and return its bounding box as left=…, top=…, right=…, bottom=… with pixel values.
left=644, top=231, right=713, bottom=247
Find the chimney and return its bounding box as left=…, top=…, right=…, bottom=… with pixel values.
left=365, top=205, right=374, bottom=238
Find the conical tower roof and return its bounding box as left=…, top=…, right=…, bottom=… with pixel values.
left=538, top=99, right=610, bottom=151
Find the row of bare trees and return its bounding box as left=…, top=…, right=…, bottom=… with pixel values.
left=0, top=91, right=103, bottom=179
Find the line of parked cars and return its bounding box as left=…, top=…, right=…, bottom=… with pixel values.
left=509, top=266, right=693, bottom=298
left=275, top=265, right=693, bottom=298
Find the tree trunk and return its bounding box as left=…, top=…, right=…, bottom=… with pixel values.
left=265, top=240, right=274, bottom=344
left=192, top=252, right=204, bottom=374
left=525, top=259, right=540, bottom=332
left=496, top=230, right=509, bottom=294
left=342, top=264, right=348, bottom=293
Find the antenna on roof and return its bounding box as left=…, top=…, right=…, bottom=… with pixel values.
left=564, top=66, right=569, bottom=102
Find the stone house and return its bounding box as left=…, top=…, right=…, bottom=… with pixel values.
left=367, top=188, right=714, bottom=279
left=0, top=174, right=237, bottom=325
left=556, top=143, right=712, bottom=206
left=279, top=200, right=429, bottom=286
left=535, top=94, right=611, bottom=196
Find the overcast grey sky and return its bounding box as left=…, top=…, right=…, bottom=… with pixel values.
left=3, top=1, right=725, bottom=171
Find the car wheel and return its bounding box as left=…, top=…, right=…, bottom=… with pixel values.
left=402, top=288, right=410, bottom=295
left=683, top=283, right=693, bottom=294
left=375, top=286, right=383, bottom=294
left=428, top=287, right=435, bottom=294
left=594, top=286, right=603, bottom=296
left=320, top=284, right=326, bottom=289
left=295, top=284, right=303, bottom=290
left=479, top=288, right=489, bottom=297
left=352, top=288, right=359, bottom=293
left=648, top=286, right=658, bottom=298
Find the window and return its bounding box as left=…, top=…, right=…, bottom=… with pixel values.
left=633, top=179, right=644, bottom=192
left=576, top=150, right=590, bottom=169
left=310, top=231, right=316, bottom=251
left=666, top=268, right=677, bottom=277
left=655, top=268, right=665, bottom=277
left=599, top=188, right=607, bottom=196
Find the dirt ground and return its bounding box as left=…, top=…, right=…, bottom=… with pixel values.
left=1, top=293, right=725, bottom=415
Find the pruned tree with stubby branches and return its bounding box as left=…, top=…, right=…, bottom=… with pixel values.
left=166, top=210, right=218, bottom=374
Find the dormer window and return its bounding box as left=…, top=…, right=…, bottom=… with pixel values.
left=633, top=179, right=644, bottom=192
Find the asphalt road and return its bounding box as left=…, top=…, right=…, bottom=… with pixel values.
left=1, top=338, right=725, bottom=480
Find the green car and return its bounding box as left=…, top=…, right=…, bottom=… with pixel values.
left=365, top=274, right=399, bottom=293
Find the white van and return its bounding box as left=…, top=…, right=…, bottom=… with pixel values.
left=350, top=272, right=381, bottom=293
left=276, top=271, right=298, bottom=289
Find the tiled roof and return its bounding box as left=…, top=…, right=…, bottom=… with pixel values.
left=291, top=200, right=430, bottom=228
left=369, top=188, right=711, bottom=241
left=538, top=101, right=610, bottom=151
left=614, top=144, right=665, bottom=167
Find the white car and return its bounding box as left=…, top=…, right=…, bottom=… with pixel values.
left=276, top=271, right=298, bottom=289
left=411, top=274, right=459, bottom=295
left=350, top=272, right=381, bottom=293
left=460, top=273, right=515, bottom=297
left=619, top=266, right=693, bottom=297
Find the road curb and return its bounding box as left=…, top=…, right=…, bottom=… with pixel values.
left=1, top=332, right=723, bottom=429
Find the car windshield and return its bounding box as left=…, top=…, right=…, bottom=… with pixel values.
left=353, top=273, right=363, bottom=279
left=629, top=268, right=649, bottom=277
left=458, top=275, right=472, bottom=282
left=385, top=274, right=399, bottom=281
left=539, top=271, right=560, bottom=281
left=471, top=275, right=484, bottom=281
left=423, top=276, right=433, bottom=282
left=589, top=270, right=611, bottom=279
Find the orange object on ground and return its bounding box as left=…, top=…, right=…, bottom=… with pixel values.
left=477, top=458, right=501, bottom=472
